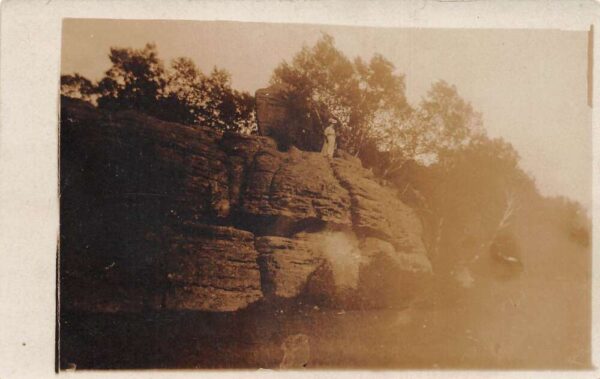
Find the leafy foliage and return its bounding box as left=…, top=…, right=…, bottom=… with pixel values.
left=96, top=44, right=167, bottom=113
left=271, top=34, right=410, bottom=155
left=544, top=196, right=590, bottom=247
left=62, top=43, right=256, bottom=133
left=271, top=34, right=486, bottom=178
left=60, top=74, right=97, bottom=103
left=160, top=57, right=256, bottom=133
left=420, top=81, right=484, bottom=154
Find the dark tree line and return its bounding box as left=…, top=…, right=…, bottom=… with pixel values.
left=60, top=37, right=490, bottom=168
left=61, top=43, right=256, bottom=133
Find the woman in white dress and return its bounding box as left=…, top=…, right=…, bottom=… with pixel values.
left=321, top=121, right=336, bottom=158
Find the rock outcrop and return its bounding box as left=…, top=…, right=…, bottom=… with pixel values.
left=240, top=145, right=352, bottom=231
left=60, top=96, right=431, bottom=313
left=255, top=84, right=289, bottom=138
left=255, top=84, right=325, bottom=151
left=331, top=154, right=427, bottom=255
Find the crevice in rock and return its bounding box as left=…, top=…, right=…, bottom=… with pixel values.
left=233, top=213, right=330, bottom=238
left=179, top=283, right=261, bottom=292
left=268, top=159, right=286, bottom=203
left=217, top=133, right=264, bottom=224
left=255, top=237, right=275, bottom=298
left=328, top=158, right=361, bottom=236
left=237, top=154, right=257, bottom=211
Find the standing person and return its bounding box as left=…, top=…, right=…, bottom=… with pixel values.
left=321, top=119, right=337, bottom=158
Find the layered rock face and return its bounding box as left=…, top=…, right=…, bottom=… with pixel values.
left=165, top=225, right=263, bottom=311
left=331, top=154, right=427, bottom=255
left=60, top=96, right=431, bottom=313
left=241, top=145, right=352, bottom=229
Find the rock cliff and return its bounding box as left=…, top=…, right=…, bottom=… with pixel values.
left=60, top=96, right=431, bottom=313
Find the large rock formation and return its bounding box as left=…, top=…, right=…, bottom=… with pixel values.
left=60, top=96, right=431, bottom=313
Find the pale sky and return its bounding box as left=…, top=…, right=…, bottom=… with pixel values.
left=61, top=19, right=592, bottom=209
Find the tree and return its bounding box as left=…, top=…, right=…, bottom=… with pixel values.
left=96, top=43, right=167, bottom=114
left=379, top=81, right=484, bottom=177
left=199, top=68, right=256, bottom=133
left=420, top=80, right=484, bottom=157
left=271, top=34, right=410, bottom=155
left=378, top=108, right=433, bottom=177
left=60, top=74, right=97, bottom=103
left=404, top=135, right=534, bottom=269
left=161, top=58, right=256, bottom=133
left=161, top=57, right=205, bottom=125
left=545, top=196, right=590, bottom=247
left=89, top=43, right=256, bottom=133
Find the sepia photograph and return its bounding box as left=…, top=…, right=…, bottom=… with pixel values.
left=54, top=16, right=592, bottom=371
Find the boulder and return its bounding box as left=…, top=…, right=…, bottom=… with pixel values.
left=255, top=84, right=325, bottom=151
left=255, top=84, right=289, bottom=138
left=255, top=236, right=323, bottom=298
left=490, top=228, right=523, bottom=278
left=164, top=225, right=263, bottom=312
